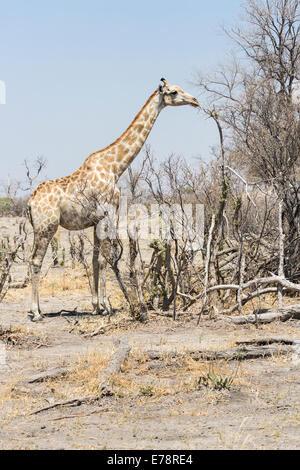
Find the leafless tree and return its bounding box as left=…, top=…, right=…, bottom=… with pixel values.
left=195, top=0, right=300, bottom=280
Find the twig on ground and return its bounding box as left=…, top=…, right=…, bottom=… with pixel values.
left=30, top=396, right=100, bottom=415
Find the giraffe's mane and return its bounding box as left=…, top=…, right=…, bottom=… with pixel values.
left=88, top=89, right=159, bottom=158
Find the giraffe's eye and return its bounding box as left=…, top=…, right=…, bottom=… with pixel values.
left=170, top=91, right=178, bottom=97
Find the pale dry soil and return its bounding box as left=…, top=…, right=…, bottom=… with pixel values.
left=0, top=219, right=300, bottom=449
left=1, top=291, right=300, bottom=450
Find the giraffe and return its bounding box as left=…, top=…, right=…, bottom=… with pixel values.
left=27, top=78, right=199, bottom=321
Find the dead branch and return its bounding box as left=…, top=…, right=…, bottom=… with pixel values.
left=185, top=276, right=300, bottom=306
left=197, top=214, right=215, bottom=320
left=82, top=320, right=131, bottom=338
left=277, top=200, right=285, bottom=308
left=223, top=287, right=285, bottom=314
left=30, top=395, right=99, bottom=415
left=226, top=304, right=300, bottom=324
left=237, top=244, right=245, bottom=315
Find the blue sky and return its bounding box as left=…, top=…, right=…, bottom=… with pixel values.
left=0, top=0, right=242, bottom=186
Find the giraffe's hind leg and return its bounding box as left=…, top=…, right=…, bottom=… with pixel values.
left=92, top=226, right=101, bottom=314
left=29, top=227, right=58, bottom=321
left=99, top=240, right=109, bottom=313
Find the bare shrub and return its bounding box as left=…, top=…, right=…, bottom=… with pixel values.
left=0, top=158, right=46, bottom=302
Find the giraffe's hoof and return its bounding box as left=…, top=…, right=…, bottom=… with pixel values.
left=91, top=307, right=101, bottom=316
left=28, top=313, right=44, bottom=322
left=100, top=304, right=111, bottom=316
left=92, top=306, right=109, bottom=316
left=100, top=310, right=109, bottom=316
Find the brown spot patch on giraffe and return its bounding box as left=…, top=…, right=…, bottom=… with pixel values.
left=116, top=151, right=127, bottom=162
left=131, top=144, right=139, bottom=154
left=123, top=134, right=137, bottom=146
left=101, top=162, right=111, bottom=173
left=38, top=184, right=47, bottom=194
left=133, top=124, right=144, bottom=133
left=117, top=143, right=128, bottom=155
left=91, top=175, right=99, bottom=184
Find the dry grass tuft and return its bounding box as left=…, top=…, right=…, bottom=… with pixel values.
left=0, top=325, right=50, bottom=349
left=45, top=349, right=111, bottom=398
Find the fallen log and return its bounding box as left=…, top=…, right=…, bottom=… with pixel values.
left=13, top=366, right=68, bottom=394
left=226, top=304, right=300, bottom=325
left=151, top=311, right=188, bottom=318
left=29, top=337, right=132, bottom=415
left=27, top=366, right=68, bottom=384
left=9, top=278, right=30, bottom=289
left=146, top=337, right=300, bottom=362
left=235, top=337, right=297, bottom=346
left=191, top=345, right=293, bottom=360
left=98, top=336, right=131, bottom=394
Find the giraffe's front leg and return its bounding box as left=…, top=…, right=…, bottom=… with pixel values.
left=92, top=228, right=109, bottom=315
left=29, top=232, right=55, bottom=321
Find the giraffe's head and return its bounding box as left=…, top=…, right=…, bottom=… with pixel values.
left=158, top=78, right=200, bottom=108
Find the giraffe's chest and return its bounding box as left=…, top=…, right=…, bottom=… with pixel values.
left=59, top=182, right=118, bottom=231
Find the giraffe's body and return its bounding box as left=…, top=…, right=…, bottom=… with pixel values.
left=28, top=79, right=199, bottom=321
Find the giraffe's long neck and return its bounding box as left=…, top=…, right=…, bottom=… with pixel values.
left=99, top=89, right=164, bottom=180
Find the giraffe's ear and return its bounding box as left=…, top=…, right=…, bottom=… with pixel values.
left=159, top=78, right=167, bottom=93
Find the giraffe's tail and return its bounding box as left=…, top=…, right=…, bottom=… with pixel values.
left=26, top=200, right=34, bottom=228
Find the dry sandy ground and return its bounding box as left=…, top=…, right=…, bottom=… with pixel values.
left=1, top=218, right=300, bottom=450
left=1, top=291, right=300, bottom=450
